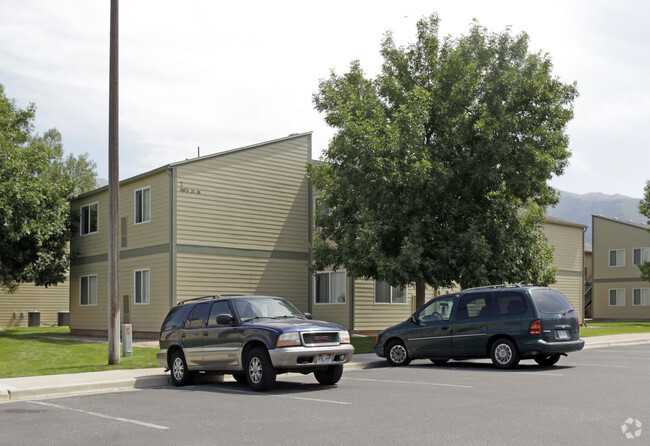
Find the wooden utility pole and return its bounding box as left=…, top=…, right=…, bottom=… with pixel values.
left=108, top=0, right=120, bottom=365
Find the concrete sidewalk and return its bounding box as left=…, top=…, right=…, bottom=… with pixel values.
left=2, top=333, right=649, bottom=403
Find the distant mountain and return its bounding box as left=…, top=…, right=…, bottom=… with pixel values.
left=546, top=190, right=646, bottom=244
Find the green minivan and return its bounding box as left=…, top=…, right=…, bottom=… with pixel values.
left=374, top=285, right=584, bottom=369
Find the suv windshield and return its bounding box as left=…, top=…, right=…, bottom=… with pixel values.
left=234, top=297, right=305, bottom=322
left=530, top=288, right=574, bottom=314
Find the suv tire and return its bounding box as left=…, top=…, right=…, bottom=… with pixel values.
left=170, top=351, right=195, bottom=386
left=245, top=347, right=276, bottom=391
left=386, top=340, right=411, bottom=367
left=314, top=365, right=343, bottom=385
left=490, top=338, right=520, bottom=369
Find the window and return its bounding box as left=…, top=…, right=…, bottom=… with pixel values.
left=80, top=275, right=98, bottom=306
left=208, top=301, right=232, bottom=326
left=80, top=203, right=98, bottom=235
left=313, top=196, right=329, bottom=229
left=135, top=187, right=151, bottom=224
left=184, top=303, right=209, bottom=329
left=633, top=288, right=650, bottom=306
left=609, top=289, right=625, bottom=306
left=609, top=249, right=625, bottom=267
left=456, top=294, right=490, bottom=320
left=314, top=271, right=346, bottom=304
left=134, top=269, right=150, bottom=304
left=633, top=248, right=650, bottom=266
left=375, top=281, right=407, bottom=304
left=418, top=296, right=456, bottom=322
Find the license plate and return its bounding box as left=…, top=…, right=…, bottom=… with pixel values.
left=317, top=353, right=332, bottom=364
left=556, top=330, right=569, bottom=340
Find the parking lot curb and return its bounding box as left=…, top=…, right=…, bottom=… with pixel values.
left=583, top=337, right=650, bottom=349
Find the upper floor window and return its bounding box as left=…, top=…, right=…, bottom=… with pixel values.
left=80, top=202, right=98, bottom=235
left=609, top=249, right=625, bottom=267
left=314, top=271, right=346, bottom=304
left=135, top=187, right=151, bottom=224
left=313, top=196, right=329, bottom=229
left=134, top=269, right=150, bottom=304
left=609, top=288, right=625, bottom=306
left=80, top=274, right=98, bottom=306
left=375, top=281, right=407, bottom=304
left=633, top=248, right=650, bottom=266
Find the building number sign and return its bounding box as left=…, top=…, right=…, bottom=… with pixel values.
left=178, top=181, right=202, bottom=195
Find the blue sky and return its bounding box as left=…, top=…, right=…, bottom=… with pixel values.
left=1, top=0, right=648, bottom=198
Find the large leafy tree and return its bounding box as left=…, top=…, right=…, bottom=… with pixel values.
left=0, top=84, right=97, bottom=291
left=309, top=15, right=577, bottom=307
left=639, top=181, right=650, bottom=282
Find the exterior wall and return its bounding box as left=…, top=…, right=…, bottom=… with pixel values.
left=592, top=216, right=650, bottom=320
left=1, top=281, right=69, bottom=327
left=69, top=170, right=171, bottom=335
left=352, top=279, right=413, bottom=332
left=310, top=273, right=351, bottom=328
left=173, top=134, right=311, bottom=310
left=543, top=221, right=585, bottom=323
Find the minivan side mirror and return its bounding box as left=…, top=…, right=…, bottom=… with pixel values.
left=216, top=314, right=234, bottom=325
left=410, top=315, right=419, bottom=324
left=303, top=312, right=313, bottom=320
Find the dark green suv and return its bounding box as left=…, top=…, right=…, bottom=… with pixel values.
left=374, top=285, right=584, bottom=369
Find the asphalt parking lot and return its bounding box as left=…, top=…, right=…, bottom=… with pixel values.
left=2, top=344, right=649, bottom=445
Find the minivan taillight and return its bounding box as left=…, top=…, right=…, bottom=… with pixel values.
left=529, top=320, right=542, bottom=336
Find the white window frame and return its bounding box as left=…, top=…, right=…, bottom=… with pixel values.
left=134, top=187, right=151, bottom=225
left=313, top=271, right=346, bottom=304
left=633, top=288, right=650, bottom=306
left=608, top=288, right=625, bottom=307
left=633, top=247, right=650, bottom=266
left=134, top=268, right=150, bottom=305
left=609, top=249, right=625, bottom=267
left=80, top=274, right=98, bottom=306
left=374, top=281, right=408, bottom=305
left=80, top=202, right=99, bottom=236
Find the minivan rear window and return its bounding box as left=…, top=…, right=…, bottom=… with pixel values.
left=530, top=289, right=574, bottom=314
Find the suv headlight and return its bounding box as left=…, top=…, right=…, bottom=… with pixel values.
left=339, top=330, right=351, bottom=344
left=277, top=332, right=301, bottom=347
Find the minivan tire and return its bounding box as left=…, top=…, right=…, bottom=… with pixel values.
left=245, top=347, right=276, bottom=391
left=490, top=338, right=520, bottom=369
left=534, top=354, right=561, bottom=366
left=386, top=340, right=411, bottom=366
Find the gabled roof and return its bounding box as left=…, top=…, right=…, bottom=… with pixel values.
left=74, top=132, right=312, bottom=200
left=592, top=214, right=649, bottom=231
left=544, top=215, right=587, bottom=229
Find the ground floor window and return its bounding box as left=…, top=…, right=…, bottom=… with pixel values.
left=374, top=281, right=407, bottom=304
left=633, top=288, right=650, bottom=306
left=609, top=289, right=625, bottom=306
left=80, top=275, right=98, bottom=306
left=314, top=271, right=346, bottom=304
left=134, top=269, right=150, bottom=304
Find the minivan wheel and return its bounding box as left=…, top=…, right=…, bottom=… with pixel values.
left=386, top=340, right=411, bottom=366
left=314, top=365, right=343, bottom=385
left=490, top=338, right=520, bottom=369
left=534, top=354, right=561, bottom=367
left=245, top=347, right=276, bottom=391
left=170, top=351, right=194, bottom=386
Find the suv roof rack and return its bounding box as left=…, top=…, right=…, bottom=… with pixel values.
left=462, top=284, right=523, bottom=291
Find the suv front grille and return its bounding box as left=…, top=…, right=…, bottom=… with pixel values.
left=301, top=332, right=339, bottom=346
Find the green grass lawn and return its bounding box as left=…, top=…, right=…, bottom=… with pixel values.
left=351, top=336, right=377, bottom=354
left=0, top=327, right=158, bottom=379
left=580, top=322, right=650, bottom=337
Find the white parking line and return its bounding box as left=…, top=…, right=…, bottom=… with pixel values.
left=573, top=363, right=632, bottom=368
left=213, top=387, right=352, bottom=405
left=27, top=401, right=169, bottom=430
left=343, top=377, right=473, bottom=388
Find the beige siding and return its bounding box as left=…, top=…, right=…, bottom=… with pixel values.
left=592, top=216, right=650, bottom=320
left=175, top=136, right=310, bottom=252
left=543, top=221, right=584, bottom=323
left=311, top=285, right=350, bottom=329
left=176, top=253, right=309, bottom=311
left=1, top=281, right=69, bottom=327
left=352, top=279, right=413, bottom=331
left=71, top=191, right=109, bottom=258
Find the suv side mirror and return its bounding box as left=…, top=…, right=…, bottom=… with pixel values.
left=216, top=314, right=234, bottom=325
left=303, top=312, right=313, bottom=320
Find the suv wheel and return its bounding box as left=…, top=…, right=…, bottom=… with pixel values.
left=490, top=338, right=520, bottom=369
left=386, top=340, right=411, bottom=367
left=314, top=365, right=343, bottom=385
left=534, top=354, right=561, bottom=366
left=170, top=351, right=195, bottom=386
left=245, top=347, right=276, bottom=391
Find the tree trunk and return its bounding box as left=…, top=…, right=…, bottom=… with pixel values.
left=415, top=278, right=426, bottom=309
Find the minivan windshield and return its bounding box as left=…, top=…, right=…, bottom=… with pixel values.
left=530, top=288, right=574, bottom=314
